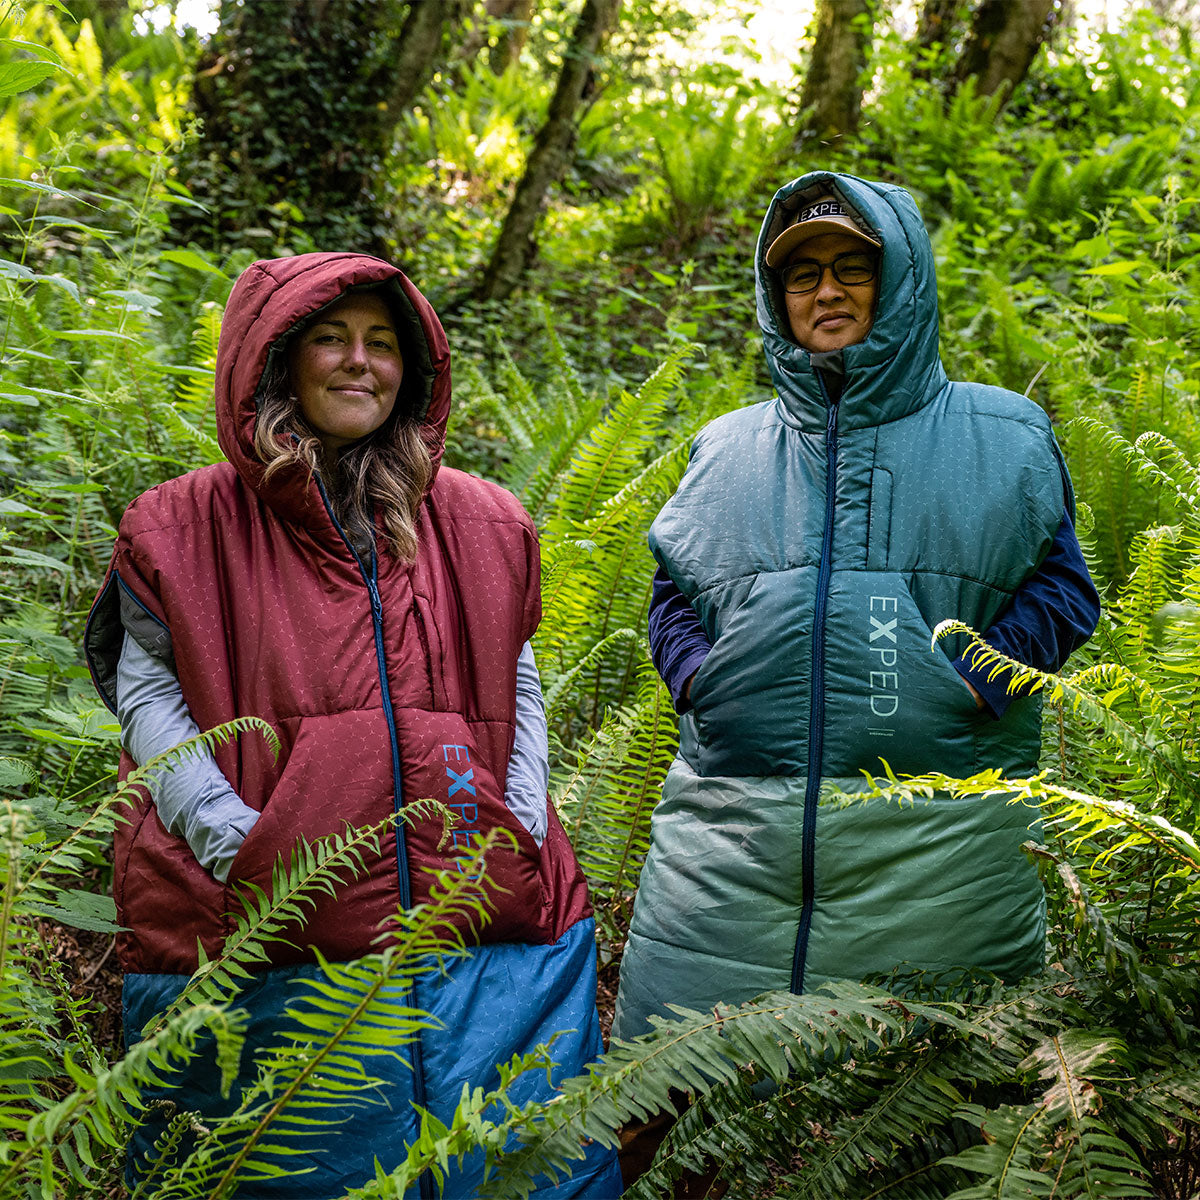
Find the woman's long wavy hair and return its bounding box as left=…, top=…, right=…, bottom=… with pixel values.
left=252, top=291, right=433, bottom=562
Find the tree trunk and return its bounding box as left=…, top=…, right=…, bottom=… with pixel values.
left=457, top=0, right=534, bottom=74
left=953, top=0, right=1056, bottom=101
left=489, top=0, right=536, bottom=73
left=385, top=0, right=461, bottom=126
left=474, top=0, right=621, bottom=302
left=797, top=0, right=873, bottom=146
left=173, top=0, right=461, bottom=256
left=912, top=0, right=964, bottom=79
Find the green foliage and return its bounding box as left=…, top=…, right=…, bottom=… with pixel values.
left=171, top=0, right=412, bottom=255
left=632, top=72, right=788, bottom=249
left=140, top=831, right=504, bottom=1199
left=0, top=725, right=259, bottom=1196
left=408, top=57, right=551, bottom=207
left=4, top=3, right=1200, bottom=1196
left=556, top=667, right=678, bottom=944
left=0, top=1, right=194, bottom=223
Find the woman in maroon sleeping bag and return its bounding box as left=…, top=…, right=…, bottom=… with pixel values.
left=85, top=252, right=621, bottom=1199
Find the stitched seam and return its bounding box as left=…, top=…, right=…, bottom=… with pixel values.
left=128, top=507, right=532, bottom=538
left=269, top=704, right=516, bottom=727
left=690, top=564, right=1020, bottom=603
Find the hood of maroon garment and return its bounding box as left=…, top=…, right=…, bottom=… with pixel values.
left=214, top=252, right=452, bottom=532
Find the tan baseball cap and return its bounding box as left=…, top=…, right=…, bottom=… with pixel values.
left=765, top=194, right=881, bottom=268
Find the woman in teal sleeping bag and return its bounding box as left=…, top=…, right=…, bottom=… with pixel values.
left=615, top=173, right=1100, bottom=1042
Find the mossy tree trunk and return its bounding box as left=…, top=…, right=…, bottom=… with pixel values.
left=474, top=0, right=621, bottom=303
left=487, top=0, right=536, bottom=73
left=386, top=0, right=468, bottom=126
left=796, top=0, right=874, bottom=147
left=953, top=0, right=1057, bottom=102
left=912, top=0, right=965, bottom=79
left=458, top=0, right=535, bottom=76
left=173, top=0, right=463, bottom=257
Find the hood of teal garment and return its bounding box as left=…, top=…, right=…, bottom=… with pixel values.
left=756, top=172, right=949, bottom=434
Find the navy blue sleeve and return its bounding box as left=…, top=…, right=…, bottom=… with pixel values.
left=954, top=510, right=1101, bottom=719
left=648, top=566, right=712, bottom=714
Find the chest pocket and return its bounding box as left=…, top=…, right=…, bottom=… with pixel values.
left=866, top=467, right=892, bottom=571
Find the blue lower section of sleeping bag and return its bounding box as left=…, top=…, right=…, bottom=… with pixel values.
left=122, top=917, right=622, bottom=1199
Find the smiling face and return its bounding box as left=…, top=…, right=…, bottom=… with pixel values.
left=288, top=292, right=404, bottom=453
left=782, top=232, right=879, bottom=353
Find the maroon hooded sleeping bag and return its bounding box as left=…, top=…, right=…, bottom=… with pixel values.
left=85, top=253, right=622, bottom=1199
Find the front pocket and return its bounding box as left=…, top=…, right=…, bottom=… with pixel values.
left=686, top=646, right=719, bottom=710
left=822, top=573, right=982, bottom=779
left=222, top=710, right=399, bottom=961
left=686, top=573, right=766, bottom=713
left=224, top=808, right=265, bottom=884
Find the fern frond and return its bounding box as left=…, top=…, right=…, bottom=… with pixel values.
left=940, top=1103, right=1056, bottom=1199
left=1015, top=1031, right=1154, bottom=1198
left=482, top=340, right=539, bottom=450
left=936, top=619, right=1193, bottom=798
left=537, top=535, right=599, bottom=626
left=1121, top=523, right=1184, bottom=636
left=1046, top=1119, right=1155, bottom=1199
left=1070, top=415, right=1200, bottom=523
left=544, top=343, right=697, bottom=537
left=149, top=830, right=508, bottom=1199
left=16, top=717, right=279, bottom=913
left=0, top=1003, right=244, bottom=1198
left=836, top=767, right=1200, bottom=879
left=570, top=672, right=677, bottom=937
left=1021, top=844, right=1160, bottom=1010
left=552, top=709, right=632, bottom=849
left=533, top=297, right=587, bottom=413
left=339, top=1044, right=563, bottom=1199
left=585, top=438, right=690, bottom=542
left=639, top=975, right=1071, bottom=1200
left=540, top=628, right=641, bottom=723
left=512, top=391, right=608, bottom=523
left=482, top=982, right=964, bottom=1199
left=145, top=813, right=397, bottom=1037
left=0, top=756, right=35, bottom=788
left=1133, top=429, right=1200, bottom=518
left=150, top=394, right=221, bottom=460
left=1117, top=1050, right=1200, bottom=1148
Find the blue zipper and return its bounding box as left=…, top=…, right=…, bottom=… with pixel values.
left=364, top=553, right=414, bottom=910
left=314, top=480, right=412, bottom=906
left=791, top=376, right=838, bottom=995
left=314, top=482, right=433, bottom=1199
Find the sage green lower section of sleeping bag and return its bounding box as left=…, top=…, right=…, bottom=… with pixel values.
left=612, top=761, right=1046, bottom=1040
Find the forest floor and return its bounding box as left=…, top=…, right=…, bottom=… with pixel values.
left=597, top=956, right=621, bottom=1044
left=45, top=922, right=123, bottom=1055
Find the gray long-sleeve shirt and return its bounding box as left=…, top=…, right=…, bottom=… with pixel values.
left=116, top=633, right=550, bottom=882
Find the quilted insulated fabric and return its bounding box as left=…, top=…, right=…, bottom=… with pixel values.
left=613, top=174, right=1068, bottom=1041
left=85, top=253, right=619, bottom=1199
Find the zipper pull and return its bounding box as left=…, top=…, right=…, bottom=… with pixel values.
left=368, top=581, right=383, bottom=620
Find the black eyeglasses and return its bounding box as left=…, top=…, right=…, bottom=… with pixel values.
left=781, top=252, right=879, bottom=295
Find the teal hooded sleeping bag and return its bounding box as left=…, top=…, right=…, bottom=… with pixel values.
left=613, top=172, right=1068, bottom=1039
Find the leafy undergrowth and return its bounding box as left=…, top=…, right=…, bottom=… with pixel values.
left=2, top=3, right=1200, bottom=1197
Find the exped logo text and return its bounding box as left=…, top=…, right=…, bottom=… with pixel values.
left=868, top=595, right=899, bottom=734
left=443, top=743, right=482, bottom=875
